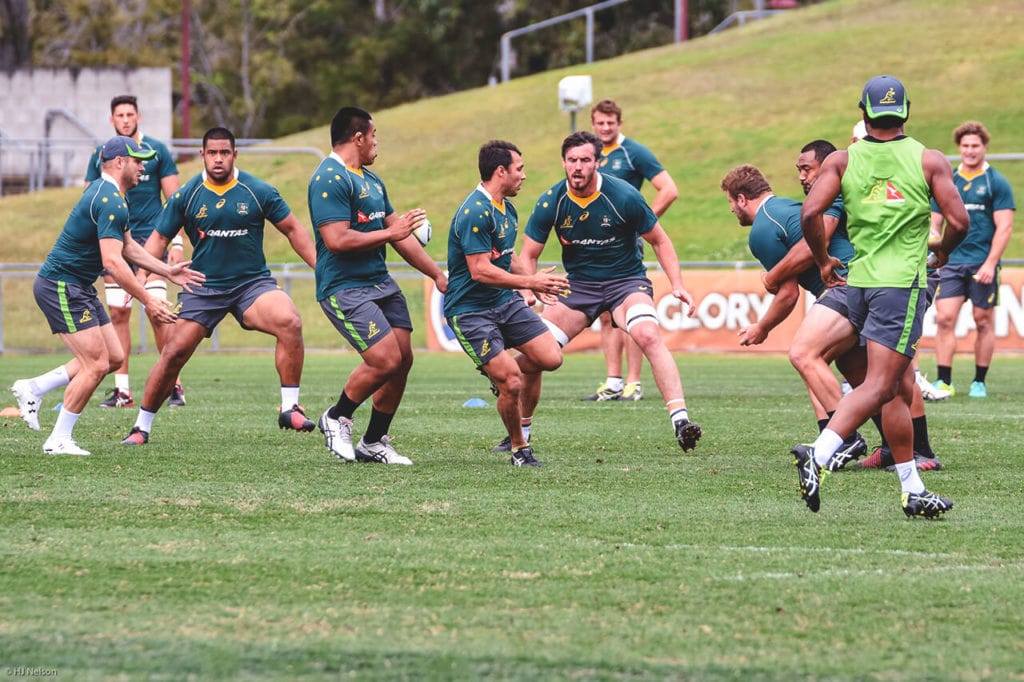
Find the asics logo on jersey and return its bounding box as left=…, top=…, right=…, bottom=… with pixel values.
left=79, top=309, right=92, bottom=324
left=579, top=211, right=589, bottom=222
left=196, top=205, right=209, bottom=219
left=215, top=198, right=227, bottom=209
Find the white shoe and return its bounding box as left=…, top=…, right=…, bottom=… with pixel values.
left=11, top=380, right=42, bottom=431
left=318, top=410, right=354, bottom=461
left=43, top=435, right=90, bottom=456
left=917, top=373, right=950, bottom=401
left=840, top=381, right=853, bottom=397
left=355, top=437, right=413, bottom=465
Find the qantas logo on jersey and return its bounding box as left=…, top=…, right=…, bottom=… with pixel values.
left=205, top=229, right=250, bottom=237
left=357, top=210, right=386, bottom=224
left=863, top=180, right=906, bottom=205
left=490, top=246, right=515, bottom=261
left=558, top=234, right=618, bottom=247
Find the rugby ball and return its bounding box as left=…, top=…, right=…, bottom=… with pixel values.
left=413, top=218, right=432, bottom=246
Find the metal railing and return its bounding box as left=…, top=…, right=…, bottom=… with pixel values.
left=499, top=0, right=632, bottom=83
left=0, top=136, right=325, bottom=197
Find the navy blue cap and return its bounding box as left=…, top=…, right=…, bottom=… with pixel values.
left=100, top=135, right=157, bottom=162
left=860, top=75, right=909, bottom=121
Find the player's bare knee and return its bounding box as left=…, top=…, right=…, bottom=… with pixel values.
left=542, top=354, right=563, bottom=372
left=499, top=372, right=524, bottom=397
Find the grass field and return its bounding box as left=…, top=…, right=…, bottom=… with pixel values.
left=2, top=351, right=1022, bottom=680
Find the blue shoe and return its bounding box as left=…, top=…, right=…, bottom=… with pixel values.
left=931, top=379, right=955, bottom=398
left=968, top=381, right=987, bottom=398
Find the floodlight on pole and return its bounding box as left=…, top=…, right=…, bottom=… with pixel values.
left=558, top=75, right=593, bottom=133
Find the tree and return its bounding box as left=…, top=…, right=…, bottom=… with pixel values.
left=0, top=0, right=31, bottom=69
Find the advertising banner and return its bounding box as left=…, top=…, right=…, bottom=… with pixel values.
left=425, top=267, right=1024, bottom=354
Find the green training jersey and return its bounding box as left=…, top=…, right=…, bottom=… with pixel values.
left=155, top=168, right=291, bottom=289
left=841, top=136, right=931, bottom=288
left=443, top=185, right=518, bottom=317
left=748, top=195, right=853, bottom=298
left=929, top=162, right=1015, bottom=265
left=39, top=174, right=129, bottom=287
left=85, top=134, right=178, bottom=241
left=599, top=135, right=665, bottom=190
left=525, top=173, right=655, bottom=282
left=308, top=153, right=395, bottom=300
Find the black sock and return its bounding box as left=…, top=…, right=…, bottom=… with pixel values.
left=937, top=365, right=952, bottom=385
left=871, top=414, right=886, bottom=447
left=974, top=365, right=989, bottom=384
left=363, top=408, right=395, bottom=444
left=912, top=415, right=935, bottom=458
left=328, top=391, right=360, bottom=420
left=817, top=418, right=830, bottom=433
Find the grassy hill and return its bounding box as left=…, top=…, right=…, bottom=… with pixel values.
left=2, top=0, right=1022, bottom=266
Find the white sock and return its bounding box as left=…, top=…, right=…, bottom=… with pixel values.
left=51, top=407, right=81, bottom=439
left=895, top=460, right=926, bottom=494
left=115, top=373, right=131, bottom=393
left=30, top=365, right=71, bottom=396
left=605, top=376, right=624, bottom=392
left=521, top=418, right=532, bottom=441
left=812, top=429, right=845, bottom=467
left=281, top=385, right=300, bottom=411
left=670, top=407, right=689, bottom=425
left=135, top=408, right=156, bottom=433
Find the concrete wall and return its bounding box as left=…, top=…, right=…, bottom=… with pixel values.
left=0, top=67, right=173, bottom=187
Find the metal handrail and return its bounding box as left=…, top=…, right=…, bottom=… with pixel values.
left=499, top=0, right=631, bottom=83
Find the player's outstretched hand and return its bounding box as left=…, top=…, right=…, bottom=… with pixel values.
left=144, top=297, right=178, bottom=325
left=672, top=286, right=696, bottom=318
left=391, top=208, right=427, bottom=243
left=530, top=267, right=569, bottom=306
left=167, top=260, right=206, bottom=293
left=820, top=256, right=847, bottom=288
left=737, top=324, right=767, bottom=346
left=434, top=272, right=448, bottom=294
